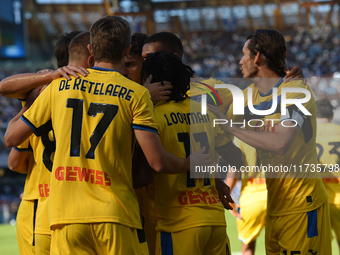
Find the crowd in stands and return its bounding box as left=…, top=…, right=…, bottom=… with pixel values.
left=0, top=95, right=22, bottom=153
left=0, top=67, right=40, bottom=154
left=0, top=25, right=340, bottom=220
left=181, top=24, right=340, bottom=108
left=0, top=170, right=25, bottom=224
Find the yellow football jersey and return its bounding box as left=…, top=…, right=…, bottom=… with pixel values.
left=189, top=77, right=232, bottom=115
left=15, top=100, right=39, bottom=201
left=16, top=99, right=56, bottom=235
left=22, top=67, right=158, bottom=229
left=152, top=98, right=231, bottom=233
left=228, top=79, right=327, bottom=216
left=142, top=78, right=234, bottom=222
left=15, top=135, right=39, bottom=201
left=316, top=122, right=340, bottom=205
left=31, top=130, right=55, bottom=235
left=233, top=137, right=267, bottom=207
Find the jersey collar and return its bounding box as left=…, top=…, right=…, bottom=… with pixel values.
left=90, top=66, right=118, bottom=72
left=259, top=73, right=285, bottom=97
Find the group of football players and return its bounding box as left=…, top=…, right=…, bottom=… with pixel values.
left=0, top=14, right=339, bottom=255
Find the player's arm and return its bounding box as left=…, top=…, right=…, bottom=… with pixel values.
left=228, top=122, right=299, bottom=155
left=224, top=166, right=241, bottom=193
left=224, top=163, right=241, bottom=217
left=215, top=142, right=243, bottom=170
left=4, top=87, right=42, bottom=147
left=209, top=105, right=299, bottom=155
left=214, top=142, right=242, bottom=211
left=134, top=129, right=210, bottom=174
left=225, top=173, right=242, bottom=219
left=216, top=145, right=242, bottom=217
left=0, top=65, right=88, bottom=99
left=216, top=172, right=242, bottom=218
left=132, top=145, right=155, bottom=189
left=7, top=148, right=31, bottom=174
left=215, top=177, right=234, bottom=210
left=4, top=109, right=34, bottom=148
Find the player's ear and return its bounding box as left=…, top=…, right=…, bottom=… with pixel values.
left=87, top=44, right=94, bottom=56
left=87, top=55, right=94, bottom=68
left=254, top=51, right=261, bottom=65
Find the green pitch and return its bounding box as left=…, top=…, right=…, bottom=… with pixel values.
left=0, top=224, right=19, bottom=255
left=0, top=217, right=338, bottom=255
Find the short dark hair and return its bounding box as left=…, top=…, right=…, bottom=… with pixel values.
left=68, top=31, right=91, bottom=63
left=55, top=31, right=82, bottom=68
left=144, top=32, right=183, bottom=59
left=90, top=16, right=131, bottom=64
left=130, top=33, right=148, bottom=57
left=141, top=51, right=194, bottom=102
left=316, top=99, right=334, bottom=118
left=247, top=29, right=286, bottom=76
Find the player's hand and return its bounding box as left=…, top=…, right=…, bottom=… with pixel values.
left=283, top=66, right=306, bottom=84
left=207, top=104, right=226, bottom=119
left=189, top=146, right=212, bottom=172
left=144, top=75, right=173, bottom=104
left=215, top=179, right=234, bottom=210
left=51, top=65, right=89, bottom=81
left=229, top=203, right=242, bottom=219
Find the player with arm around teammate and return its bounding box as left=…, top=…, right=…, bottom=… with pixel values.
left=209, top=29, right=332, bottom=255
left=2, top=31, right=89, bottom=255
left=4, top=16, right=210, bottom=255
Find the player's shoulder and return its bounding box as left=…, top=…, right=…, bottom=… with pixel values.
left=279, top=80, right=314, bottom=103
left=242, top=83, right=256, bottom=96
left=155, top=98, right=190, bottom=113
left=88, top=68, right=148, bottom=93
left=280, top=79, right=310, bottom=90
left=49, top=76, right=67, bottom=88
left=156, top=98, right=213, bottom=123
left=190, top=77, right=223, bottom=88
left=328, top=122, right=340, bottom=130
left=319, top=122, right=340, bottom=133
left=199, top=77, right=221, bottom=86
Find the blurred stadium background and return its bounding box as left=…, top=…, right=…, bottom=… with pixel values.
left=0, top=0, right=340, bottom=253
